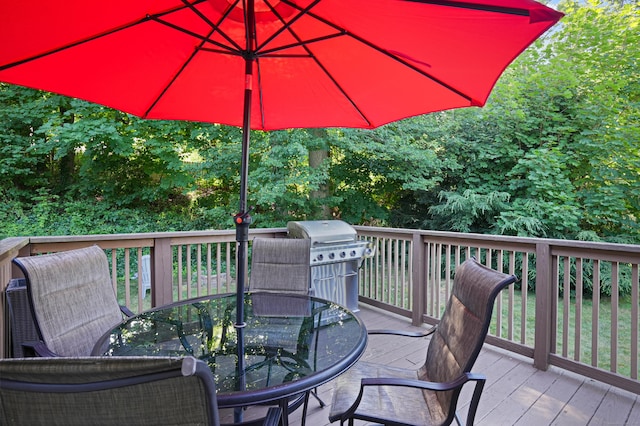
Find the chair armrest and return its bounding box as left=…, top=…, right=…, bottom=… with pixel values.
left=263, top=407, right=282, bottom=426
left=335, top=372, right=485, bottom=423
left=120, top=305, right=135, bottom=318
left=22, top=340, right=60, bottom=357
left=361, top=371, right=484, bottom=393
left=367, top=324, right=437, bottom=338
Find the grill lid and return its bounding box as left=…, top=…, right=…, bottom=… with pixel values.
left=287, top=220, right=357, bottom=245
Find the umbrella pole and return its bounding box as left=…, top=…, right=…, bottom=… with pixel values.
left=234, top=0, right=257, bottom=324
left=234, top=0, right=257, bottom=330
left=232, top=3, right=256, bottom=421
left=234, top=62, right=252, bottom=329
left=232, top=51, right=252, bottom=425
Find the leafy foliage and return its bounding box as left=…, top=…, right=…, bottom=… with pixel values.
left=1, top=0, right=638, bottom=249
left=390, top=0, right=639, bottom=242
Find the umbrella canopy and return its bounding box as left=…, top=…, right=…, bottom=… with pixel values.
left=0, top=0, right=562, bottom=355
left=0, top=0, right=562, bottom=130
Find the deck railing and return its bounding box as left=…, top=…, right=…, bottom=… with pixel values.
left=1, top=226, right=639, bottom=394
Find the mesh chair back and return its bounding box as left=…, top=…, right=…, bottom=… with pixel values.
left=13, top=245, right=124, bottom=357
left=249, top=238, right=311, bottom=294
left=0, top=356, right=219, bottom=426
left=420, top=258, right=516, bottom=422
left=247, top=293, right=315, bottom=356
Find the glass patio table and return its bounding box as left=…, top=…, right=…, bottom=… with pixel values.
left=92, top=292, right=367, bottom=424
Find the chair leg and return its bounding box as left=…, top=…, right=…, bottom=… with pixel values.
left=300, top=387, right=325, bottom=426
left=466, top=379, right=486, bottom=426
left=301, top=391, right=311, bottom=426
left=309, top=387, right=326, bottom=407
left=279, top=398, right=289, bottom=426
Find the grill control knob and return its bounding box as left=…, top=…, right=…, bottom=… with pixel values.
left=340, top=251, right=346, bottom=258
left=329, top=252, right=335, bottom=259
left=350, top=250, right=357, bottom=257
left=317, top=254, right=324, bottom=261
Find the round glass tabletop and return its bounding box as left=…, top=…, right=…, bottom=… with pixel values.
left=93, top=292, right=367, bottom=408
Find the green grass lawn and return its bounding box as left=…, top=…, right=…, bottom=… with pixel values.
left=496, top=289, right=637, bottom=377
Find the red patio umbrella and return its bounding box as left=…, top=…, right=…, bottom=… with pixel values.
left=0, top=0, right=562, bottom=332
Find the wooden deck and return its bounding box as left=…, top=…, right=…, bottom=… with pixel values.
left=280, top=304, right=640, bottom=426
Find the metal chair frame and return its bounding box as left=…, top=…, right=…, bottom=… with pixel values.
left=329, top=258, right=517, bottom=426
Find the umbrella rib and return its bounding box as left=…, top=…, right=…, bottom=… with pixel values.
left=258, top=32, right=344, bottom=57
left=199, top=47, right=243, bottom=55
left=259, top=0, right=474, bottom=120
left=143, top=28, right=218, bottom=118
left=254, top=0, right=322, bottom=53
left=403, top=0, right=530, bottom=16
left=255, top=58, right=266, bottom=129
left=273, top=4, right=475, bottom=103
left=179, top=0, right=244, bottom=52
left=0, top=3, right=206, bottom=72
left=257, top=5, right=375, bottom=127
left=350, top=33, right=474, bottom=103
left=306, top=53, right=375, bottom=127
left=148, top=15, right=239, bottom=55
left=0, top=16, right=154, bottom=72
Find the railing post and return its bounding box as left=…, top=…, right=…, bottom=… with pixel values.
left=411, top=231, right=425, bottom=326
left=534, top=242, right=552, bottom=370
left=152, top=237, right=173, bottom=308
left=0, top=237, right=30, bottom=358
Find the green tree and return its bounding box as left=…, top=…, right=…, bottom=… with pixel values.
left=0, top=85, right=59, bottom=198
left=405, top=0, right=639, bottom=242
left=499, top=0, right=640, bottom=241
left=1, top=0, right=638, bottom=243
left=330, top=120, right=454, bottom=226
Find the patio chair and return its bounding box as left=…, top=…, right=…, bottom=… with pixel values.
left=249, top=237, right=312, bottom=294
left=329, top=258, right=517, bottom=426
left=12, top=245, right=134, bottom=357
left=248, top=237, right=323, bottom=424
left=0, top=355, right=281, bottom=426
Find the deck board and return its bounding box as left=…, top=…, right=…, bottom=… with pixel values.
left=226, top=304, right=640, bottom=425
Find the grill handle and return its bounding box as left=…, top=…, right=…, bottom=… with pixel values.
left=311, top=239, right=354, bottom=245
left=338, top=272, right=358, bottom=278
left=313, top=276, right=336, bottom=282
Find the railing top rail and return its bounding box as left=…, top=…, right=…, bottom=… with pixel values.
left=25, top=229, right=272, bottom=243
left=18, top=229, right=288, bottom=255
left=0, top=237, right=29, bottom=263
left=24, top=228, right=287, bottom=243
left=5, top=227, right=639, bottom=259
left=354, top=225, right=640, bottom=256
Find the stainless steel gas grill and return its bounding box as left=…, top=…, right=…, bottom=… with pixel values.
left=287, top=220, right=374, bottom=312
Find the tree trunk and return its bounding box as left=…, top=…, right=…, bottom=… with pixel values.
left=56, top=104, right=77, bottom=193
left=308, top=129, right=331, bottom=219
